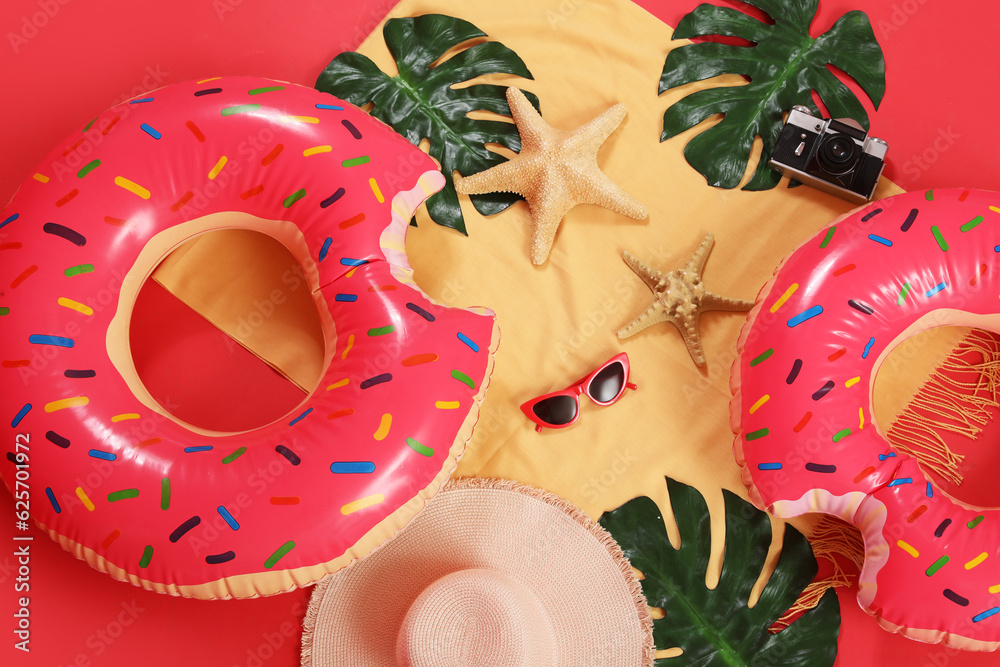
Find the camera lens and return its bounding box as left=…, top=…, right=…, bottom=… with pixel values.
left=817, top=133, right=858, bottom=174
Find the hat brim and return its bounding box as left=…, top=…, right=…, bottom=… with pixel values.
left=301, top=477, right=654, bottom=666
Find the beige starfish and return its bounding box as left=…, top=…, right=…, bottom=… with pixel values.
left=455, top=87, right=648, bottom=265
left=617, top=233, right=754, bottom=367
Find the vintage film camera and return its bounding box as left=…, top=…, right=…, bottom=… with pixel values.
left=769, top=105, right=888, bottom=205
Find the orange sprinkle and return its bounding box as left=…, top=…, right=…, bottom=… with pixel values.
left=62, top=137, right=85, bottom=156
left=402, top=353, right=438, bottom=366
left=828, top=348, right=846, bottom=362
left=328, top=408, right=355, bottom=419
left=240, top=185, right=264, bottom=200
left=186, top=120, right=206, bottom=142
left=261, top=144, right=284, bottom=166
left=0, top=242, right=23, bottom=250
left=853, top=466, right=876, bottom=484
left=170, top=191, right=193, bottom=212
left=338, top=213, right=366, bottom=229
left=104, top=216, right=131, bottom=227
left=10, top=265, right=38, bottom=289
left=101, top=115, right=121, bottom=135
left=970, top=264, right=988, bottom=287
left=792, top=411, right=812, bottom=433
left=832, top=263, right=856, bottom=277
left=368, top=285, right=397, bottom=292
left=907, top=505, right=927, bottom=523
left=134, top=437, right=161, bottom=450
left=2, top=360, right=31, bottom=368
left=270, top=497, right=300, bottom=505
left=101, top=529, right=122, bottom=549
left=55, top=189, right=80, bottom=207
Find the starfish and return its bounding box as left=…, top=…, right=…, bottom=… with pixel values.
left=455, top=87, right=647, bottom=265
left=617, top=233, right=754, bottom=367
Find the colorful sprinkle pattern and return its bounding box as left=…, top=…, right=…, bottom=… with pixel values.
left=0, top=77, right=497, bottom=599
left=734, top=189, right=1000, bottom=647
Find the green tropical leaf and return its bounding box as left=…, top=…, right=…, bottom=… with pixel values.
left=600, top=476, right=840, bottom=666
left=316, top=14, right=539, bottom=234
left=660, top=0, right=885, bottom=191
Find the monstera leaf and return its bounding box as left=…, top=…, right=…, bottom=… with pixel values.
left=316, top=14, right=539, bottom=235
left=660, top=0, right=885, bottom=190
left=600, top=477, right=840, bottom=666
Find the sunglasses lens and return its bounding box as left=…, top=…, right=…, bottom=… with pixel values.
left=532, top=395, right=578, bottom=426
left=590, top=361, right=626, bottom=402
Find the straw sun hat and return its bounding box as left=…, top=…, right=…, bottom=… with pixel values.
left=301, top=477, right=654, bottom=666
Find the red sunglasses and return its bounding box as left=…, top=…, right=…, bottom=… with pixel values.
left=520, top=353, right=637, bottom=432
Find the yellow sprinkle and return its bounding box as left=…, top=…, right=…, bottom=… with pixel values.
left=845, top=376, right=860, bottom=388
left=58, top=297, right=94, bottom=316
left=208, top=156, right=228, bottom=180
left=281, top=115, right=319, bottom=124
left=748, top=395, right=769, bottom=414
left=435, top=401, right=461, bottom=410
left=369, top=177, right=384, bottom=203
left=345, top=267, right=358, bottom=278
left=373, top=413, right=392, bottom=440
left=965, top=552, right=988, bottom=570
left=76, top=487, right=95, bottom=511
left=33, top=173, right=49, bottom=183
left=303, top=145, right=332, bottom=157
left=114, top=176, right=150, bottom=199
left=859, top=407, right=865, bottom=430
left=326, top=378, right=349, bottom=390
left=769, top=283, right=798, bottom=313
left=45, top=396, right=89, bottom=412
left=990, top=206, right=1000, bottom=215
left=897, top=540, right=919, bottom=558
left=341, top=334, right=355, bottom=360
left=990, top=584, right=1000, bottom=595
left=196, top=77, right=221, bottom=84
left=341, top=493, right=385, bottom=515
left=111, top=413, right=140, bottom=422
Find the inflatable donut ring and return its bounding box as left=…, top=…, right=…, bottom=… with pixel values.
left=0, top=76, right=499, bottom=599
left=733, top=188, right=1000, bottom=651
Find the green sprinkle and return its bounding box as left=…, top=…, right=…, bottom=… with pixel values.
left=897, top=282, right=912, bottom=306
left=264, top=540, right=295, bottom=569
left=405, top=437, right=434, bottom=457
left=342, top=156, right=371, bottom=168
left=832, top=428, right=852, bottom=442
left=931, top=225, right=949, bottom=251
left=83, top=117, right=97, bottom=132
left=221, top=103, right=261, bottom=116
left=819, top=226, right=836, bottom=249
left=925, top=555, right=949, bottom=576
left=960, top=215, right=984, bottom=233
left=451, top=370, right=475, bottom=389
left=0, top=307, right=9, bottom=316
left=248, top=85, right=285, bottom=95
left=107, top=488, right=139, bottom=502
left=745, top=428, right=769, bottom=441
left=65, top=264, right=95, bottom=277
left=160, top=478, right=170, bottom=510
left=222, top=446, right=247, bottom=464
left=925, top=189, right=934, bottom=201
left=77, top=159, right=101, bottom=178
left=968, top=515, right=984, bottom=529
left=138, top=545, right=153, bottom=568
left=282, top=188, right=306, bottom=208
left=368, top=325, right=395, bottom=336
left=750, top=349, right=774, bottom=367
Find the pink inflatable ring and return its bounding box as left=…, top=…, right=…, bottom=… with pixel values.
left=733, top=188, right=1000, bottom=650
left=0, top=76, right=498, bottom=599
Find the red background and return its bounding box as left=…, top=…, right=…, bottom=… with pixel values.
left=2, top=0, right=999, bottom=665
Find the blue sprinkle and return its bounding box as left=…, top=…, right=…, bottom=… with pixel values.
left=46, top=487, right=61, bottom=513
left=0, top=213, right=18, bottom=229
left=863, top=337, right=875, bottom=359
left=995, top=245, right=1000, bottom=252
left=129, top=97, right=154, bottom=104
left=88, top=449, right=117, bottom=461
left=11, top=403, right=31, bottom=428
left=340, top=257, right=368, bottom=267
left=925, top=282, right=947, bottom=297
left=457, top=332, right=479, bottom=352
left=878, top=453, right=897, bottom=461
left=335, top=294, right=357, bottom=302
left=331, top=461, right=376, bottom=474
left=140, top=123, right=161, bottom=139
left=184, top=445, right=213, bottom=453
left=926, top=482, right=934, bottom=498
left=319, top=237, right=332, bottom=261
left=289, top=408, right=312, bottom=426
left=868, top=234, right=893, bottom=247
left=787, top=306, right=823, bottom=328
left=888, top=478, right=913, bottom=487
left=217, top=505, right=239, bottom=530
left=29, top=334, right=74, bottom=347
left=757, top=462, right=782, bottom=471
left=973, top=607, right=1000, bottom=623
left=316, top=103, right=344, bottom=110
